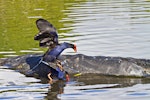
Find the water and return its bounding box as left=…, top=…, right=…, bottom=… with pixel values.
left=0, top=0, right=150, bottom=100
left=60, top=0, right=150, bottom=58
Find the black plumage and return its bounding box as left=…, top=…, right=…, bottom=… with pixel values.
left=34, top=19, right=58, bottom=48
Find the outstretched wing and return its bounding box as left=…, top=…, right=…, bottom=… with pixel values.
left=36, top=18, right=56, bottom=32
left=34, top=19, right=59, bottom=47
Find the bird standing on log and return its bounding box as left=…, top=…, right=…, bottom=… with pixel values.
left=33, top=18, right=77, bottom=83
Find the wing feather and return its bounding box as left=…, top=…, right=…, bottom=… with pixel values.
left=34, top=19, right=59, bottom=48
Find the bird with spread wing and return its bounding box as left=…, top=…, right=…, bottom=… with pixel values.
left=33, top=18, right=77, bottom=83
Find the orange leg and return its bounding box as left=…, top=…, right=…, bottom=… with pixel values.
left=47, top=72, right=53, bottom=84
left=56, top=63, right=64, bottom=71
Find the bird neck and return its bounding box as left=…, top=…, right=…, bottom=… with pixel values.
left=61, top=42, right=72, bottom=49
left=43, top=42, right=72, bottom=60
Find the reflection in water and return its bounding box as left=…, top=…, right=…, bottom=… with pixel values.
left=73, top=74, right=150, bottom=88
left=44, top=74, right=150, bottom=100
left=0, top=68, right=47, bottom=100
left=0, top=67, right=150, bottom=100
left=46, top=80, right=66, bottom=100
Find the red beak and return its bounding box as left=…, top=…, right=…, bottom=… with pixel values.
left=73, top=44, right=77, bottom=52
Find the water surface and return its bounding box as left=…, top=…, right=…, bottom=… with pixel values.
left=0, top=0, right=150, bottom=100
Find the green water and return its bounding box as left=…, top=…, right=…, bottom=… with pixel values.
left=0, top=0, right=84, bottom=58
left=1, top=0, right=150, bottom=59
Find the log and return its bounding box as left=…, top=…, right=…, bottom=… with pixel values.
left=0, top=54, right=150, bottom=77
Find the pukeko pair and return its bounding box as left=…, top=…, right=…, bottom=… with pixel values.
left=34, top=19, right=77, bottom=83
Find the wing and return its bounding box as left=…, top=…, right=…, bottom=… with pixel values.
left=34, top=19, right=59, bottom=47
left=36, top=18, right=56, bottom=32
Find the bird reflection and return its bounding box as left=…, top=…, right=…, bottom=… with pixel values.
left=45, top=80, right=66, bottom=100
left=44, top=74, right=149, bottom=100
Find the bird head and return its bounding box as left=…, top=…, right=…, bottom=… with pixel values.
left=63, top=42, right=77, bottom=52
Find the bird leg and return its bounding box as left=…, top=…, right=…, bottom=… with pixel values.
left=56, top=60, right=70, bottom=81
left=56, top=63, right=63, bottom=71
left=56, top=60, right=63, bottom=71
left=47, top=72, right=53, bottom=84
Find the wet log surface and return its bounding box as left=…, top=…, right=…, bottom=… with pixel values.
left=0, top=54, right=150, bottom=78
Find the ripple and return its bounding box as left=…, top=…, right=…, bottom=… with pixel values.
left=0, top=51, right=16, bottom=54
left=20, top=50, right=44, bottom=53
left=27, top=16, right=43, bottom=19
left=61, top=0, right=150, bottom=58
left=34, top=8, right=44, bottom=11
left=0, top=68, right=48, bottom=100
left=128, top=92, right=148, bottom=96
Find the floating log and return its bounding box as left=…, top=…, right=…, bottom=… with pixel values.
left=0, top=54, right=150, bottom=77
